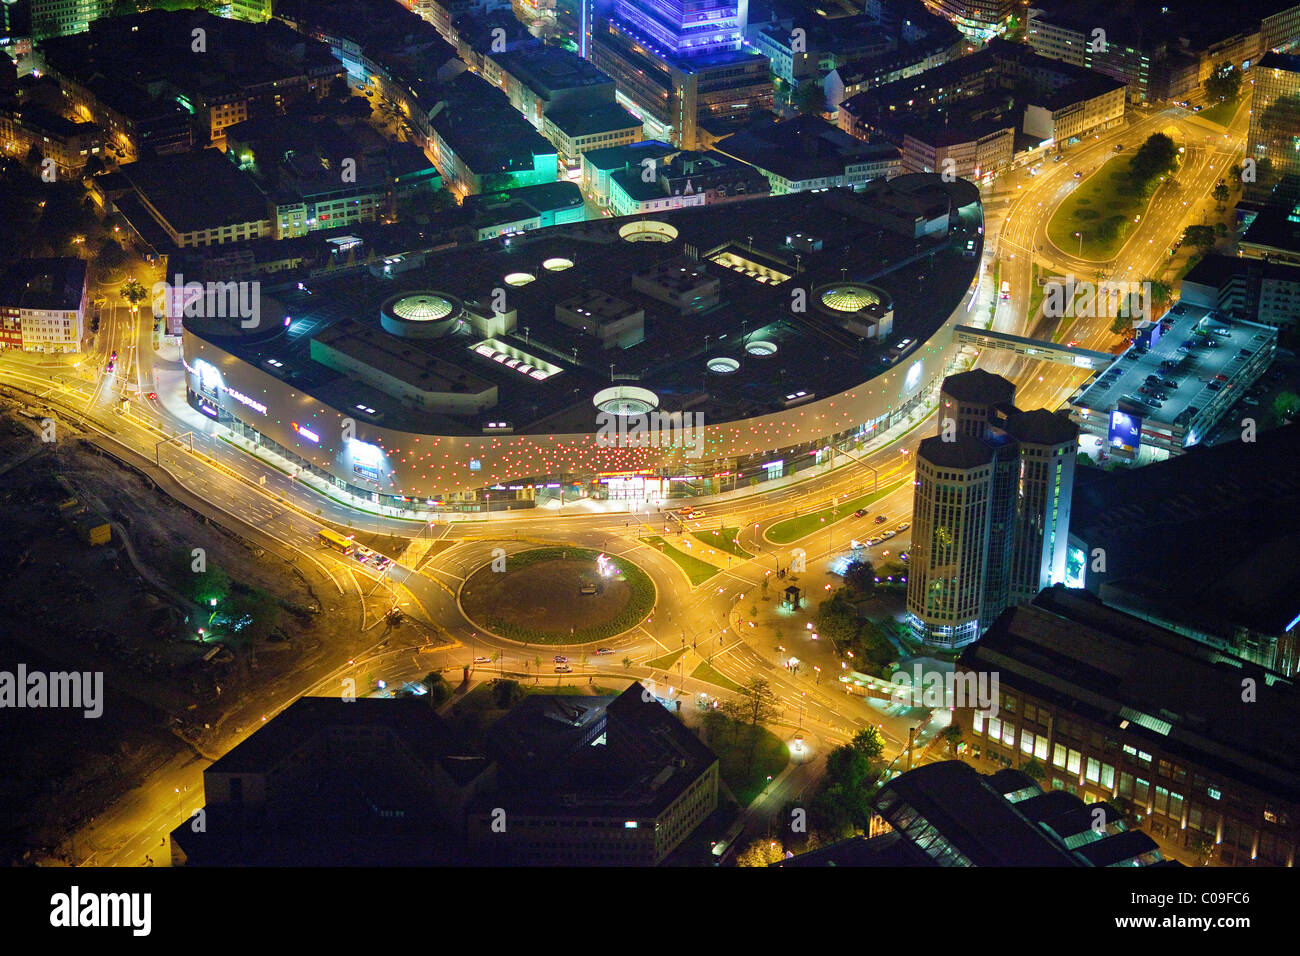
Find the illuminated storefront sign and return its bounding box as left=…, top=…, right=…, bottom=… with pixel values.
left=292, top=422, right=320, bottom=443
left=223, top=386, right=266, bottom=415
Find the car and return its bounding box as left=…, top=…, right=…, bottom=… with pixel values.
left=596, top=648, right=615, bottom=655
left=1114, top=143, right=1125, bottom=151
left=1154, top=391, right=1168, bottom=401
left=854, top=508, right=869, bottom=517
left=866, top=536, right=884, bottom=546
left=1139, top=386, right=1153, bottom=395
left=1066, top=340, right=1079, bottom=348
left=1244, top=397, right=1260, bottom=406
left=1239, top=348, right=1252, bottom=357
left=897, top=522, right=910, bottom=531
left=1145, top=375, right=1162, bottom=384
left=554, top=655, right=568, bottom=663
left=1214, top=327, right=1231, bottom=336
left=1192, top=104, right=1202, bottom=112
left=1215, top=373, right=1229, bottom=382
left=146, top=391, right=157, bottom=400
left=555, top=664, right=572, bottom=673
left=1205, top=339, right=1219, bottom=348
left=106, top=361, right=114, bottom=372
left=874, top=514, right=888, bottom=524
left=473, top=656, right=491, bottom=664
left=579, top=584, right=597, bottom=595
left=1074, top=171, right=1082, bottom=178
left=110, top=350, right=118, bottom=360
left=1207, top=382, right=1222, bottom=391
left=881, top=530, right=897, bottom=540
left=1163, top=380, right=1178, bottom=389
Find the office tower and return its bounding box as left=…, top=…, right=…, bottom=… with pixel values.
left=906, top=370, right=1078, bottom=647
left=1246, top=51, right=1300, bottom=208
left=229, top=0, right=274, bottom=23
left=30, top=0, right=112, bottom=40
left=591, top=0, right=770, bottom=149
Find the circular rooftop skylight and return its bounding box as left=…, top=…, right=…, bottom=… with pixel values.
left=619, top=220, right=678, bottom=243
left=746, top=340, right=777, bottom=356
left=592, top=385, right=659, bottom=417
left=504, top=272, right=536, bottom=286
left=391, top=294, right=454, bottom=321
left=707, top=357, right=740, bottom=374
left=543, top=257, right=574, bottom=271
left=820, top=285, right=882, bottom=313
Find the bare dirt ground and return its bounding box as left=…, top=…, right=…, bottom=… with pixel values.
left=0, top=404, right=387, bottom=864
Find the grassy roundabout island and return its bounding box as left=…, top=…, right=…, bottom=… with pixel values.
left=459, top=547, right=655, bottom=645
left=1047, top=155, right=1156, bottom=261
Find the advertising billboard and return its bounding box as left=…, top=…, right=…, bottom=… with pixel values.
left=1108, top=409, right=1142, bottom=450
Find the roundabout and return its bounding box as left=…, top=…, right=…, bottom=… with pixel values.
left=459, top=547, right=656, bottom=645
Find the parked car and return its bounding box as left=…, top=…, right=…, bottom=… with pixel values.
left=473, top=656, right=491, bottom=664
left=897, top=522, right=910, bottom=531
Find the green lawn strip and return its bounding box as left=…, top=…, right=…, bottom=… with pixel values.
left=713, top=724, right=791, bottom=806
left=1198, top=97, right=1242, bottom=128
left=765, top=478, right=909, bottom=545
left=639, top=535, right=719, bottom=585
left=646, top=647, right=687, bottom=670
left=690, top=660, right=742, bottom=692
left=1047, top=155, right=1153, bottom=260
left=689, top=526, right=754, bottom=559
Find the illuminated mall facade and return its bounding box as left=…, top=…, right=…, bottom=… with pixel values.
left=181, top=176, right=985, bottom=513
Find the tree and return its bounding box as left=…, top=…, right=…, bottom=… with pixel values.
left=423, top=671, right=451, bottom=705
left=721, top=676, right=781, bottom=764
left=850, top=726, right=885, bottom=762
left=1272, top=390, right=1300, bottom=425
left=841, top=559, right=876, bottom=596
left=622, top=655, right=632, bottom=670
left=1212, top=181, right=1230, bottom=207
left=1128, top=133, right=1179, bottom=190
left=792, top=81, right=824, bottom=116
left=1182, top=224, right=1216, bottom=252
left=1141, top=277, right=1172, bottom=313
left=736, top=838, right=785, bottom=867
left=120, top=278, right=149, bottom=311
left=1019, top=757, right=1046, bottom=782
left=490, top=679, right=525, bottom=709
left=815, top=590, right=860, bottom=647
left=941, top=721, right=963, bottom=756
left=1204, top=62, right=1241, bottom=103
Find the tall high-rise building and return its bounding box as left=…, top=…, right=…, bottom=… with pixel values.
left=591, top=0, right=769, bottom=148
left=906, top=370, right=1078, bottom=647
left=30, top=0, right=113, bottom=40
left=1246, top=51, right=1300, bottom=208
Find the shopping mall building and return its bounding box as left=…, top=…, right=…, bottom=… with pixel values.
left=180, top=174, right=984, bottom=513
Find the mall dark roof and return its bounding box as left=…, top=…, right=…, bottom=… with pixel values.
left=216, top=179, right=982, bottom=434
left=545, top=102, right=643, bottom=138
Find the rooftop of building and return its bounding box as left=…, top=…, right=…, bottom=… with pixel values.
left=918, top=433, right=995, bottom=469
left=544, top=102, right=643, bottom=139
left=464, top=181, right=585, bottom=225
left=716, top=115, right=900, bottom=182
left=1070, top=422, right=1300, bottom=635
left=784, top=760, right=1164, bottom=866
left=1258, top=51, right=1300, bottom=73
left=962, top=587, right=1300, bottom=804
left=479, top=683, right=718, bottom=817
left=0, top=257, right=87, bottom=312
left=1183, top=251, right=1300, bottom=286
left=117, top=149, right=270, bottom=233
left=582, top=140, right=678, bottom=172
left=1240, top=204, right=1300, bottom=253
left=1002, top=407, right=1079, bottom=446
left=942, top=368, right=1016, bottom=405
left=1071, top=307, right=1275, bottom=428
left=207, top=695, right=488, bottom=784
left=491, top=46, right=614, bottom=96
left=185, top=179, right=983, bottom=435
left=429, top=72, right=557, bottom=173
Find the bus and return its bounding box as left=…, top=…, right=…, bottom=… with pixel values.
left=317, top=527, right=356, bottom=554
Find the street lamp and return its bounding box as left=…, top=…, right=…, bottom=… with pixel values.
left=1074, top=231, right=1083, bottom=256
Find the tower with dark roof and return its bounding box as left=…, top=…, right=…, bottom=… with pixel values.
left=907, top=370, right=1078, bottom=646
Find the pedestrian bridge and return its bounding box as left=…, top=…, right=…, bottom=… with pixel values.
left=953, top=325, right=1116, bottom=370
